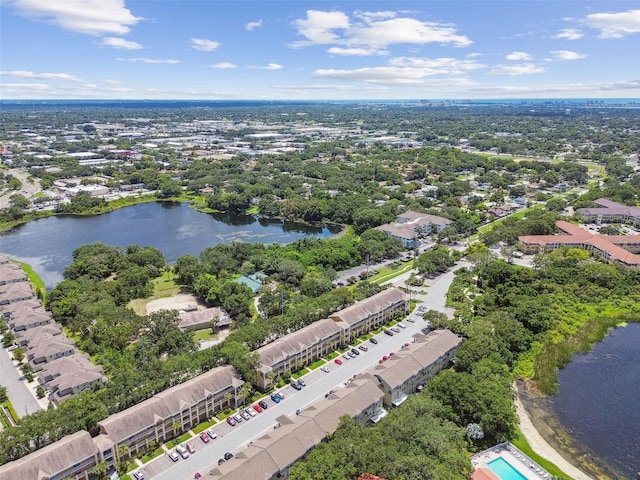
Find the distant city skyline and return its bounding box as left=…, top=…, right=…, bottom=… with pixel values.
left=1, top=1, right=638, bottom=100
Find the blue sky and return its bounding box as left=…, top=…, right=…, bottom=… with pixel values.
left=1, top=1, right=639, bottom=100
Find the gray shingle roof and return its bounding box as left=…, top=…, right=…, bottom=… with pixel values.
left=330, top=287, right=408, bottom=326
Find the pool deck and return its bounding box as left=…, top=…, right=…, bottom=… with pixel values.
left=471, top=442, right=551, bottom=480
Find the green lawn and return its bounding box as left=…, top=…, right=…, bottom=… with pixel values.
left=193, top=329, right=216, bottom=342
left=511, top=426, right=570, bottom=479
left=370, top=261, right=415, bottom=285
left=478, top=203, right=545, bottom=234
left=166, top=432, right=192, bottom=449
left=307, top=359, right=326, bottom=370
left=11, top=259, right=45, bottom=298
left=291, top=368, right=310, bottom=379
left=325, top=351, right=339, bottom=360
left=139, top=446, right=164, bottom=463
left=192, top=418, right=216, bottom=434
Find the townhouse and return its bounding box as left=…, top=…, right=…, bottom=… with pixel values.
left=376, top=211, right=454, bottom=248
left=577, top=198, right=640, bottom=226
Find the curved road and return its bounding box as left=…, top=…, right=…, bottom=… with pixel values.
left=0, top=169, right=41, bottom=209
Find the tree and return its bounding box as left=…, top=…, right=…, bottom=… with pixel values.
left=0, top=386, right=7, bottom=402
left=2, top=331, right=15, bottom=348
left=12, top=347, right=25, bottom=363
left=92, top=461, right=109, bottom=480
left=36, top=385, right=45, bottom=398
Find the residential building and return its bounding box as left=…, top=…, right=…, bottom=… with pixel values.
left=97, top=365, right=243, bottom=459
left=209, top=376, right=385, bottom=480
left=26, top=335, right=76, bottom=368
left=7, top=305, right=53, bottom=331
left=38, top=353, right=106, bottom=404
left=373, top=329, right=462, bottom=406
left=0, top=430, right=101, bottom=480
left=255, top=318, right=347, bottom=389
left=0, top=262, right=28, bottom=284
left=330, top=288, right=409, bottom=341
left=577, top=198, right=640, bottom=226
left=518, top=220, right=640, bottom=268
left=16, top=323, right=62, bottom=346
left=0, top=282, right=35, bottom=304
left=178, top=306, right=231, bottom=332
left=376, top=210, right=453, bottom=247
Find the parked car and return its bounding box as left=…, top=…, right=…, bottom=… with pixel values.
left=176, top=445, right=189, bottom=459
left=295, top=409, right=303, bottom=415
left=297, top=378, right=306, bottom=387
left=407, top=317, right=415, bottom=323
left=194, top=473, right=202, bottom=480
left=370, top=338, right=379, bottom=344
left=320, top=366, right=330, bottom=373
left=247, top=406, right=257, bottom=416
left=291, top=380, right=302, bottom=390
left=389, top=352, right=396, bottom=357
left=342, top=354, right=351, bottom=360
left=168, top=450, right=180, bottom=462
left=199, top=432, right=210, bottom=443
left=240, top=410, right=251, bottom=420
left=347, top=351, right=355, bottom=358
left=185, top=443, right=195, bottom=454
left=334, top=358, right=343, bottom=365
left=133, top=471, right=145, bottom=480
left=391, top=326, right=400, bottom=333
left=421, top=326, right=433, bottom=335
left=206, top=428, right=217, bottom=440
left=350, top=348, right=360, bottom=356
left=398, top=322, right=406, bottom=329
left=358, top=345, right=368, bottom=352
left=224, top=452, right=234, bottom=460
left=277, top=392, right=285, bottom=399
left=258, top=400, right=268, bottom=409
left=218, top=458, right=225, bottom=465
left=226, top=416, right=237, bottom=427
left=233, top=413, right=243, bottom=423
left=253, top=404, right=263, bottom=413
left=382, top=355, right=389, bottom=361
left=384, top=330, right=394, bottom=336
left=270, top=393, right=281, bottom=403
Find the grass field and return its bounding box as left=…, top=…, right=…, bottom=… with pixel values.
left=128, top=272, right=181, bottom=315
left=511, top=425, right=570, bottom=479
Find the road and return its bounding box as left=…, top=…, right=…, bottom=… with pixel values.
left=140, top=264, right=464, bottom=480
left=0, top=169, right=41, bottom=209
left=0, top=341, right=43, bottom=418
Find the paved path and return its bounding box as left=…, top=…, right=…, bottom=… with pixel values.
left=515, top=395, right=594, bottom=480
left=0, top=342, right=43, bottom=418
left=0, top=169, right=41, bottom=209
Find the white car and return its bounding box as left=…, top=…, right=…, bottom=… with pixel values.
left=342, top=354, right=351, bottom=360
left=207, top=428, right=217, bottom=440
left=247, top=407, right=257, bottom=417
left=320, top=366, right=330, bottom=373
left=398, top=323, right=406, bottom=329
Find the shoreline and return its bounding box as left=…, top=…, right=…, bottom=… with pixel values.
left=514, top=391, right=595, bottom=480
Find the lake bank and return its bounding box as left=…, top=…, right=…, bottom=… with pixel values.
left=518, top=322, right=640, bottom=480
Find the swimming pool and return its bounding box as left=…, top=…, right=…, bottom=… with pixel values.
left=487, top=457, right=528, bottom=480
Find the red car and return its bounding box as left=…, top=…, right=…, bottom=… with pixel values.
left=199, top=432, right=210, bottom=443
left=334, top=358, right=343, bottom=365
left=253, top=404, right=263, bottom=413
left=186, top=443, right=195, bottom=454
left=382, top=355, right=389, bottom=362
left=195, top=473, right=202, bottom=479
left=389, top=352, right=396, bottom=357
left=226, top=416, right=237, bottom=427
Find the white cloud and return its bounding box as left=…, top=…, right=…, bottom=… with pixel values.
left=101, top=37, right=142, bottom=50
left=0, top=83, right=52, bottom=91
left=327, top=46, right=387, bottom=56
left=102, top=79, right=124, bottom=84
left=488, top=63, right=545, bottom=76
left=353, top=10, right=397, bottom=22
left=252, top=63, right=283, bottom=70
left=553, top=28, right=584, bottom=40
left=210, top=62, right=237, bottom=69
left=549, top=50, right=587, bottom=60
left=466, top=52, right=483, bottom=58
left=274, top=83, right=387, bottom=92
left=388, top=56, right=485, bottom=74
left=118, top=58, right=179, bottom=64
left=467, top=80, right=640, bottom=97
left=79, top=83, right=97, bottom=89
left=0, top=70, right=81, bottom=81
left=191, top=38, right=220, bottom=51
left=312, top=66, right=476, bottom=86
left=245, top=20, right=262, bottom=31
left=582, top=9, right=640, bottom=38
left=505, top=51, right=531, bottom=61
left=10, top=0, right=142, bottom=36
left=348, top=17, right=472, bottom=47
left=291, top=10, right=351, bottom=46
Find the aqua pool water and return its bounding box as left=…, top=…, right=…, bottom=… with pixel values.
left=487, top=457, right=528, bottom=480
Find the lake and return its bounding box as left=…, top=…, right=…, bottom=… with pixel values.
left=551, top=322, right=640, bottom=479
left=0, top=202, right=340, bottom=289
